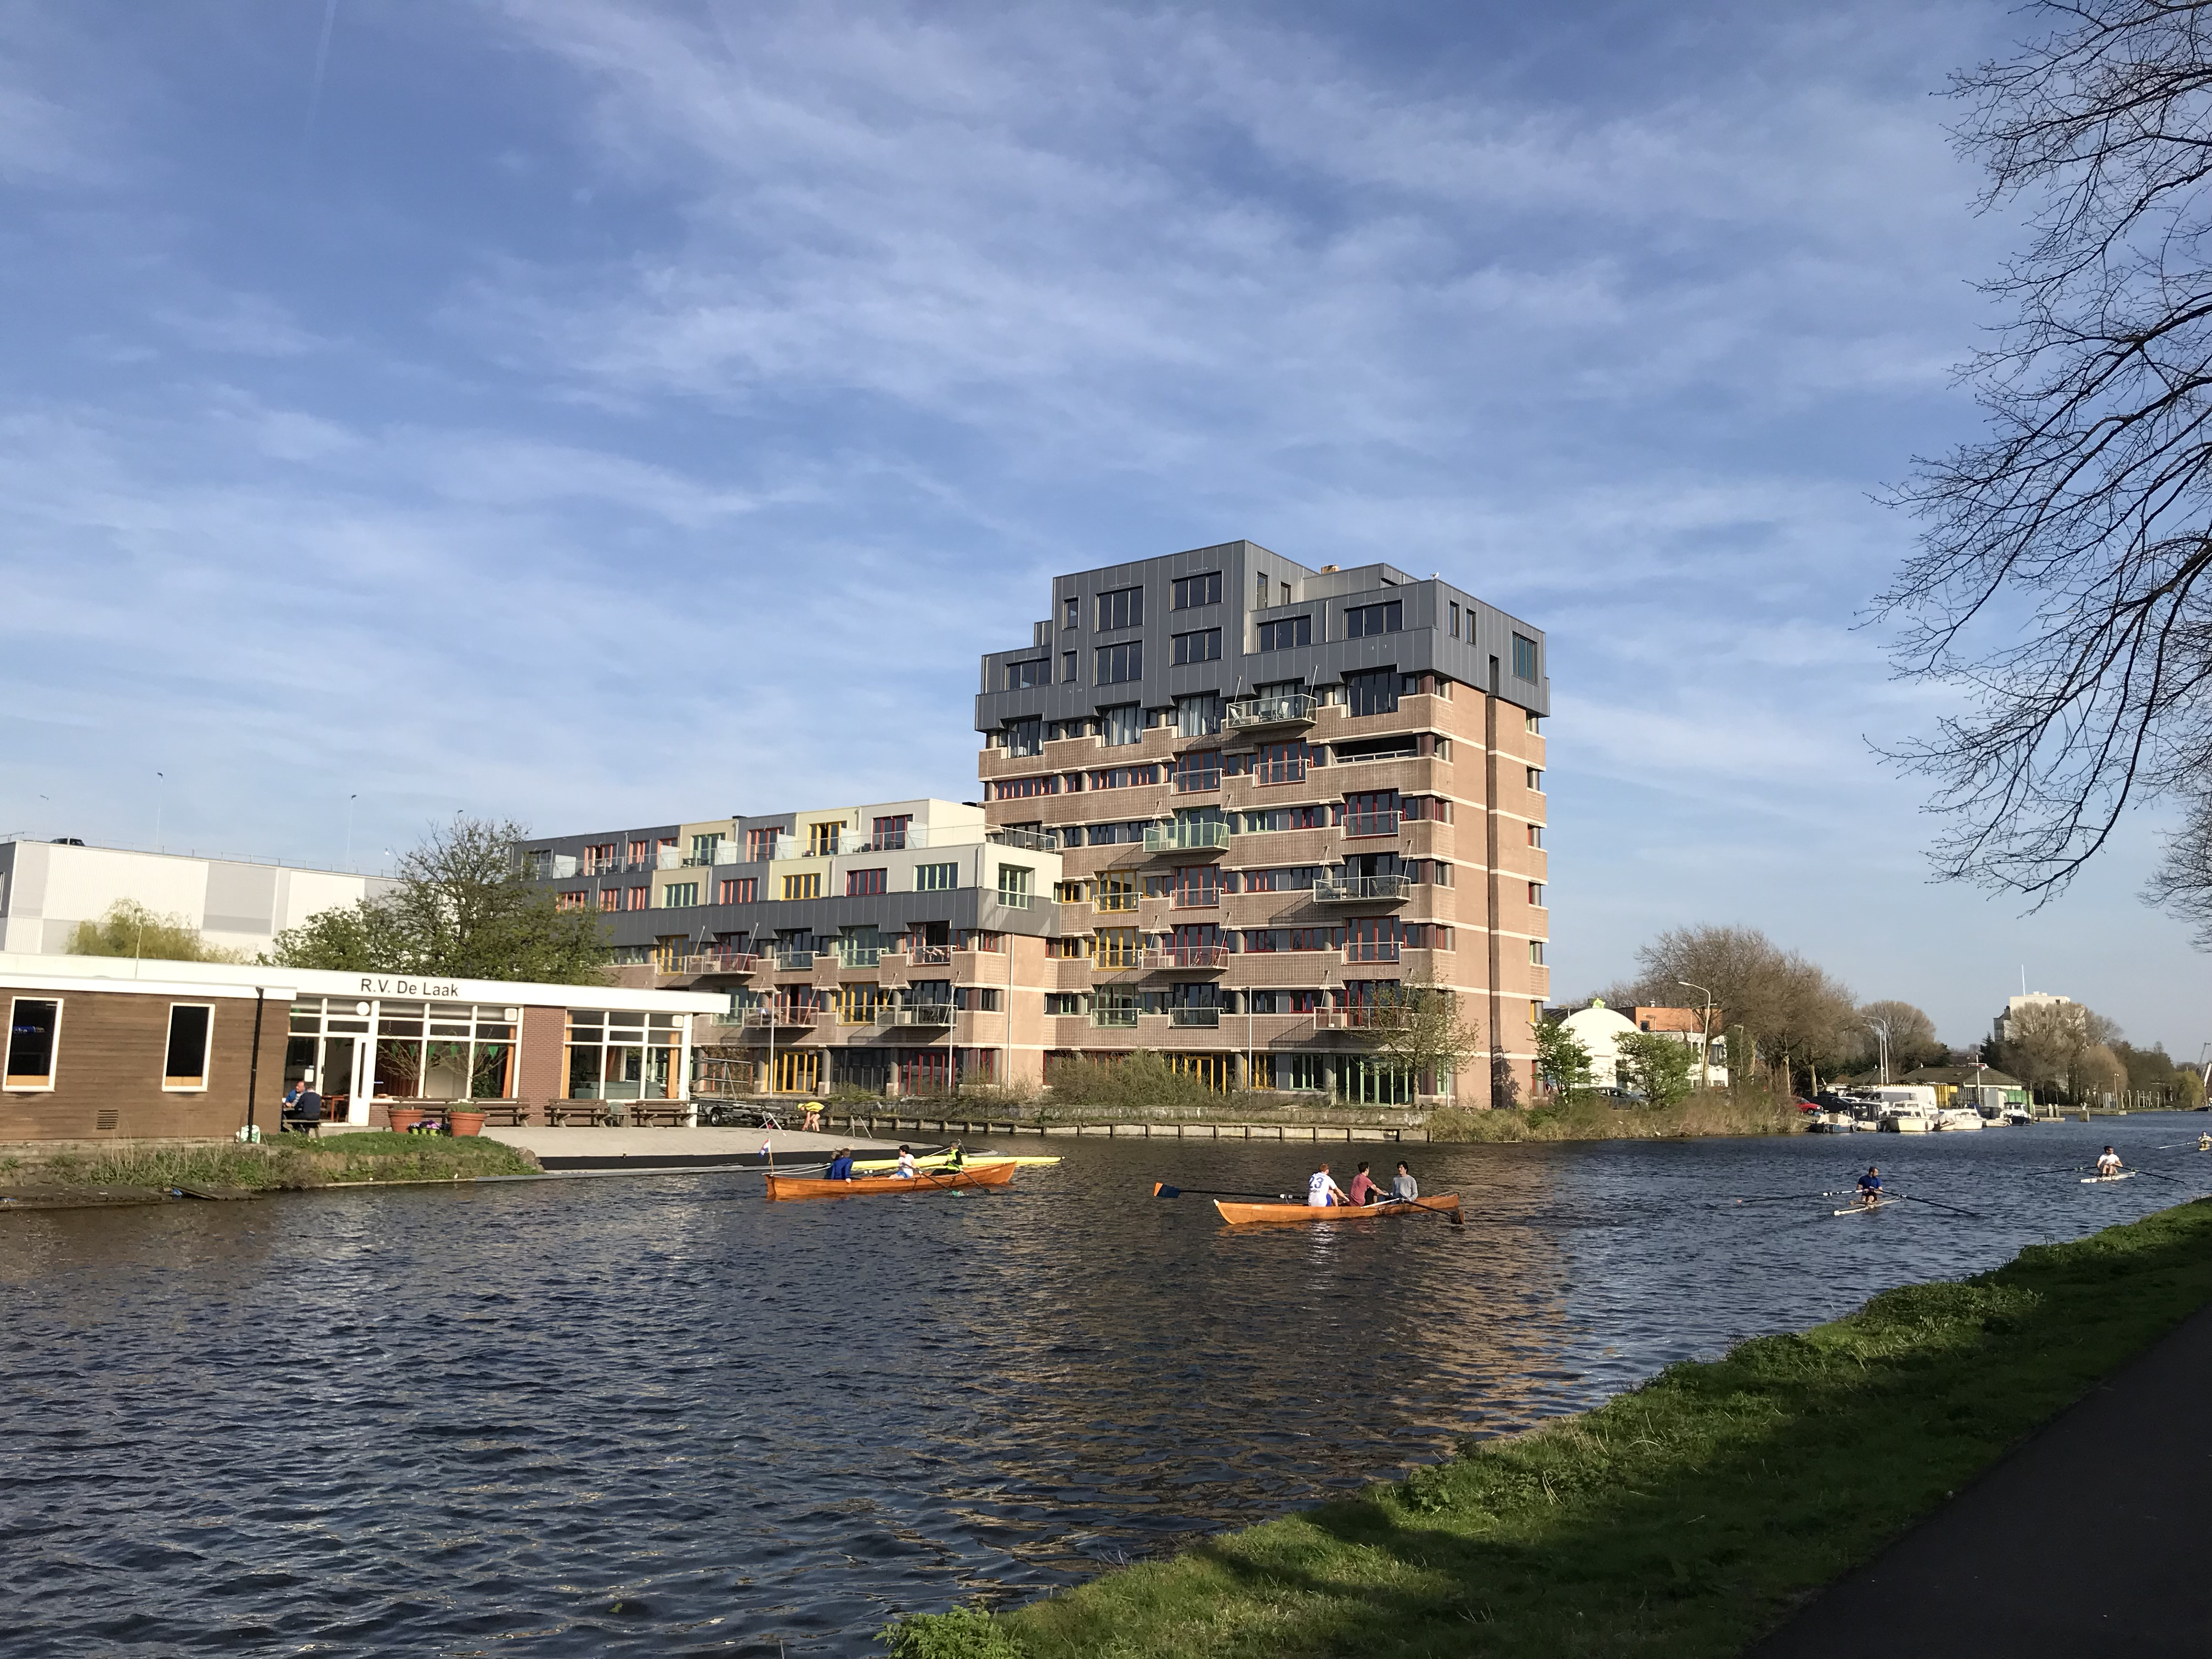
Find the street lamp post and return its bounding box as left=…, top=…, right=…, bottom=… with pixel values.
left=1678, top=979, right=1716, bottom=1092
left=1865, top=1018, right=1893, bottom=1087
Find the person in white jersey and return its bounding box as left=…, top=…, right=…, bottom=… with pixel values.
left=893, top=1144, right=918, bottom=1179
left=1306, top=1161, right=1351, bottom=1208
left=2096, top=1146, right=2124, bottom=1178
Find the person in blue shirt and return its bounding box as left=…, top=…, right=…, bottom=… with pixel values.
left=1855, top=1166, right=1883, bottom=1206
left=823, top=1148, right=855, bottom=1180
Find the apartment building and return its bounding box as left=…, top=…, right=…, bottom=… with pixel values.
left=973, top=540, right=1549, bottom=1106
left=521, top=799, right=1062, bottom=1094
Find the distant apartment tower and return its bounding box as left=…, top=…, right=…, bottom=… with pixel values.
left=522, top=799, right=1060, bottom=1095
left=1993, top=991, right=2075, bottom=1046
left=973, top=539, right=1550, bottom=1105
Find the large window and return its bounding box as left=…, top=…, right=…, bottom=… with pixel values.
left=1005, top=716, right=1043, bottom=758
left=1063, top=595, right=1080, bottom=630
left=661, top=883, right=700, bottom=907
left=1176, top=692, right=1222, bottom=736
left=996, top=864, right=1034, bottom=907
left=1005, top=657, right=1051, bottom=690
left=1171, top=628, right=1221, bottom=664
left=5, top=997, right=59, bottom=1090
left=719, top=877, right=757, bottom=905
left=291, top=998, right=523, bottom=1103
left=1513, top=633, right=1540, bottom=681
left=1101, top=703, right=1142, bottom=746
left=1346, top=600, right=1403, bottom=637
left=1344, top=668, right=1400, bottom=716
left=1096, top=641, right=1142, bottom=685
left=163, top=1004, right=212, bottom=1090
left=1098, top=586, right=1144, bottom=630
left=783, top=873, right=821, bottom=900
left=847, top=867, right=887, bottom=897
left=746, top=827, right=780, bottom=861
left=563, top=1009, right=681, bottom=1102
left=1171, top=571, right=1221, bottom=609
left=916, top=862, right=958, bottom=890
left=1257, top=615, right=1311, bottom=651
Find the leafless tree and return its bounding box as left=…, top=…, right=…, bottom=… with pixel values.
left=1627, top=926, right=1858, bottom=1091
left=1883, top=2, right=2212, bottom=903
left=2001, top=998, right=2125, bottom=1098
left=1847, top=1000, right=1946, bottom=1072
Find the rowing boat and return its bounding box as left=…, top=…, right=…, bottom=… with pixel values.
left=765, top=1160, right=1018, bottom=1199
left=2081, top=1172, right=2136, bottom=1184
left=850, top=1151, right=1062, bottom=1172
left=1212, top=1193, right=1462, bottom=1224
left=1832, top=1196, right=1901, bottom=1215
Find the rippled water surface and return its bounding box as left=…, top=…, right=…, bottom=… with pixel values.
left=5, top=1115, right=2208, bottom=1655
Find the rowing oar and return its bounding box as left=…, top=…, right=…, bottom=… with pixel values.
left=1888, top=1191, right=1984, bottom=1219
left=1720, top=1191, right=1857, bottom=1206
left=1153, top=1182, right=1296, bottom=1200
left=1387, top=1194, right=1467, bottom=1227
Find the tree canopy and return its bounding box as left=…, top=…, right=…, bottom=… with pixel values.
left=264, top=816, right=610, bottom=985
left=69, top=899, right=246, bottom=964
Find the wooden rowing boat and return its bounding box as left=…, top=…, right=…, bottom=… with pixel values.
left=1212, top=1193, right=1462, bottom=1225
left=765, top=1160, right=1018, bottom=1199
left=850, top=1151, right=1062, bottom=1172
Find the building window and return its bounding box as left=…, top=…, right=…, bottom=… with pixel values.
left=1449, top=601, right=1461, bottom=638
left=628, top=839, right=650, bottom=864
left=1087, top=762, right=1160, bottom=789
left=916, top=862, right=958, bottom=891
left=743, top=827, right=777, bottom=862
left=599, top=889, right=619, bottom=912
left=1283, top=1053, right=1328, bottom=1090
left=996, top=865, right=1034, bottom=907
left=1054, top=879, right=1088, bottom=905
left=994, top=774, right=1059, bottom=800
left=1513, top=633, right=1539, bottom=681
left=1256, top=571, right=1269, bottom=606
left=1174, top=692, right=1223, bottom=737
left=662, top=882, right=700, bottom=907
left=806, top=821, right=840, bottom=856
left=162, top=1003, right=212, bottom=1091
left=1527, top=768, right=1544, bottom=791
left=720, top=877, right=758, bottom=905
left=552, top=890, right=583, bottom=912
left=1173, top=749, right=1222, bottom=792
left=1100, top=703, right=1142, bottom=746
left=847, top=867, right=888, bottom=898
left=1064, top=595, right=1080, bottom=630
left=1096, top=928, right=1141, bottom=968
left=1344, top=669, right=1400, bottom=716
left=1530, top=940, right=1545, bottom=965
left=691, top=833, right=724, bottom=864
left=1529, top=882, right=1544, bottom=905
left=1096, top=641, right=1143, bottom=685
left=1257, top=615, right=1311, bottom=652
left=871, top=815, right=912, bottom=849
left=1171, top=628, right=1221, bottom=665
left=1062, top=651, right=1076, bottom=682
left=1526, top=710, right=1542, bottom=733
left=1346, top=600, right=1404, bottom=637
left=563, top=1008, right=681, bottom=1103
left=1005, top=657, right=1051, bottom=690
left=1097, top=586, right=1144, bottom=630
left=783, top=873, right=821, bottom=900
left=5, top=997, right=60, bottom=1090
left=1528, top=824, right=1543, bottom=848
left=627, top=885, right=649, bottom=910
left=1171, top=571, right=1222, bottom=609
left=1005, top=716, right=1043, bottom=757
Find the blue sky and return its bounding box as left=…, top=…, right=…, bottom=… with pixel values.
left=2, top=1, right=2200, bottom=1054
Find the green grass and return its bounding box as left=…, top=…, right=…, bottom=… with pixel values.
left=886, top=1199, right=2212, bottom=1659
left=0, top=1132, right=540, bottom=1193
left=1428, top=1091, right=1801, bottom=1143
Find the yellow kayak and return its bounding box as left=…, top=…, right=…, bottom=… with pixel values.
left=850, top=1150, right=1060, bottom=1172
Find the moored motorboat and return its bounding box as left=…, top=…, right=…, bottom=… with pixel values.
left=1934, top=1108, right=1984, bottom=1132
left=765, top=1160, right=1018, bottom=1199
left=1212, top=1193, right=1463, bottom=1224
left=1806, top=1111, right=1856, bottom=1133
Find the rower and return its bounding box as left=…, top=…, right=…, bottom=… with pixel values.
left=892, top=1144, right=918, bottom=1180
left=1390, top=1161, right=1419, bottom=1203
left=823, top=1148, right=856, bottom=1181
left=2096, top=1146, right=2124, bottom=1178
left=2198, top=1132, right=2210, bottom=1153
left=943, top=1142, right=966, bottom=1171
left=1345, top=1161, right=1381, bottom=1206
left=1855, top=1166, right=1883, bottom=1206
left=1306, top=1161, right=1351, bottom=1209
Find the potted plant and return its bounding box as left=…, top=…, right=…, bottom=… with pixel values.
left=446, top=1099, right=488, bottom=1136
left=386, top=1104, right=430, bottom=1134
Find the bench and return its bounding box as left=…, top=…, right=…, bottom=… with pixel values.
left=545, top=1100, right=611, bottom=1127
left=622, top=1102, right=691, bottom=1128
left=473, top=1100, right=532, bottom=1127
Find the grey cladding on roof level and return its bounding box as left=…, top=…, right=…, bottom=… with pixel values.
left=973, top=539, right=1549, bottom=732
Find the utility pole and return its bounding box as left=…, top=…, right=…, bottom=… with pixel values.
left=1865, top=1017, right=1892, bottom=1087
left=1679, top=979, right=1716, bottom=1091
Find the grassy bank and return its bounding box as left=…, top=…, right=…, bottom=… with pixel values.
left=0, top=1133, right=541, bottom=1195
left=888, top=1198, right=2212, bottom=1659
left=1428, top=1090, right=1801, bottom=1142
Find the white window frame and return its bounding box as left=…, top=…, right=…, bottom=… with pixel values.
left=4, top=995, right=61, bottom=1091
left=162, top=1001, right=216, bottom=1092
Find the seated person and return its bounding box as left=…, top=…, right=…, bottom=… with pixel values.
left=823, top=1148, right=856, bottom=1180
left=284, top=1084, right=324, bottom=1131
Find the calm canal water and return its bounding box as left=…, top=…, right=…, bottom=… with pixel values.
left=4, top=1114, right=2206, bottom=1655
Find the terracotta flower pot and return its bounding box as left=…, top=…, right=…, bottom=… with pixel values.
left=447, top=1109, right=487, bottom=1137
left=387, top=1107, right=429, bottom=1134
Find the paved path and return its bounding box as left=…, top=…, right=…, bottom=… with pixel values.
left=483, top=1125, right=908, bottom=1167
left=1748, top=1300, right=2212, bottom=1659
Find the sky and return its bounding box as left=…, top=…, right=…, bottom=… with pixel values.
left=1, top=0, right=2202, bottom=1055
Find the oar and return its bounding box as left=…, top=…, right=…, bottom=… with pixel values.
left=1153, top=1182, right=1297, bottom=1200
left=1889, top=1191, right=1984, bottom=1219
left=1385, top=1193, right=1466, bottom=1227
left=1721, top=1191, right=1858, bottom=1206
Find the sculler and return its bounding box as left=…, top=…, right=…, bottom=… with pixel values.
left=823, top=1148, right=856, bottom=1181
left=1345, top=1162, right=1381, bottom=1206
left=893, top=1144, right=918, bottom=1180
left=1306, top=1161, right=1351, bottom=1209
left=1855, top=1166, right=1883, bottom=1207
left=2096, top=1146, right=2124, bottom=1178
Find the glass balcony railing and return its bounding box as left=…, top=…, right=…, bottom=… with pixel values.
left=1341, top=810, right=1401, bottom=837
left=1169, top=1007, right=1222, bottom=1028
left=1144, top=820, right=1231, bottom=855
left=1172, top=769, right=1222, bottom=793
left=1225, top=692, right=1318, bottom=731
left=901, top=944, right=953, bottom=966
left=1312, top=874, right=1413, bottom=903
left=1093, top=890, right=1139, bottom=912
left=1342, top=941, right=1403, bottom=963
left=988, top=827, right=1059, bottom=852
left=1250, top=759, right=1308, bottom=786
left=834, top=945, right=884, bottom=968
left=1169, top=887, right=1223, bottom=908
left=874, top=1005, right=954, bottom=1026
left=1142, top=946, right=1231, bottom=971
left=1091, top=1007, right=1141, bottom=1028
left=771, top=949, right=815, bottom=970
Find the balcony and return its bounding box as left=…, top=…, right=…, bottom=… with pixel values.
left=1144, top=820, right=1231, bottom=856
left=1226, top=692, right=1318, bottom=733
left=1172, top=767, right=1222, bottom=794
left=902, top=944, right=952, bottom=967
left=1142, top=946, right=1230, bottom=973
left=665, top=952, right=763, bottom=975
left=833, top=945, right=883, bottom=968
left=1093, top=949, right=1143, bottom=971
left=1169, top=1007, right=1222, bottom=1028
left=1093, top=889, right=1140, bottom=913
left=988, top=827, right=1060, bottom=852
left=1249, top=759, right=1308, bottom=786
left=733, top=1007, right=817, bottom=1030
left=1312, top=874, right=1413, bottom=904
left=1092, top=1006, right=1141, bottom=1028
left=1169, top=887, right=1223, bottom=909
left=770, top=949, right=816, bottom=971
left=1342, top=941, right=1403, bottom=963
left=1341, top=810, right=1401, bottom=838
left=874, top=1004, right=955, bottom=1027
left=1313, top=1008, right=1390, bottom=1030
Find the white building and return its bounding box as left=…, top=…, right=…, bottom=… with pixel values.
left=0, top=838, right=393, bottom=960
left=1993, top=991, right=2075, bottom=1045
left=1551, top=998, right=1728, bottom=1093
